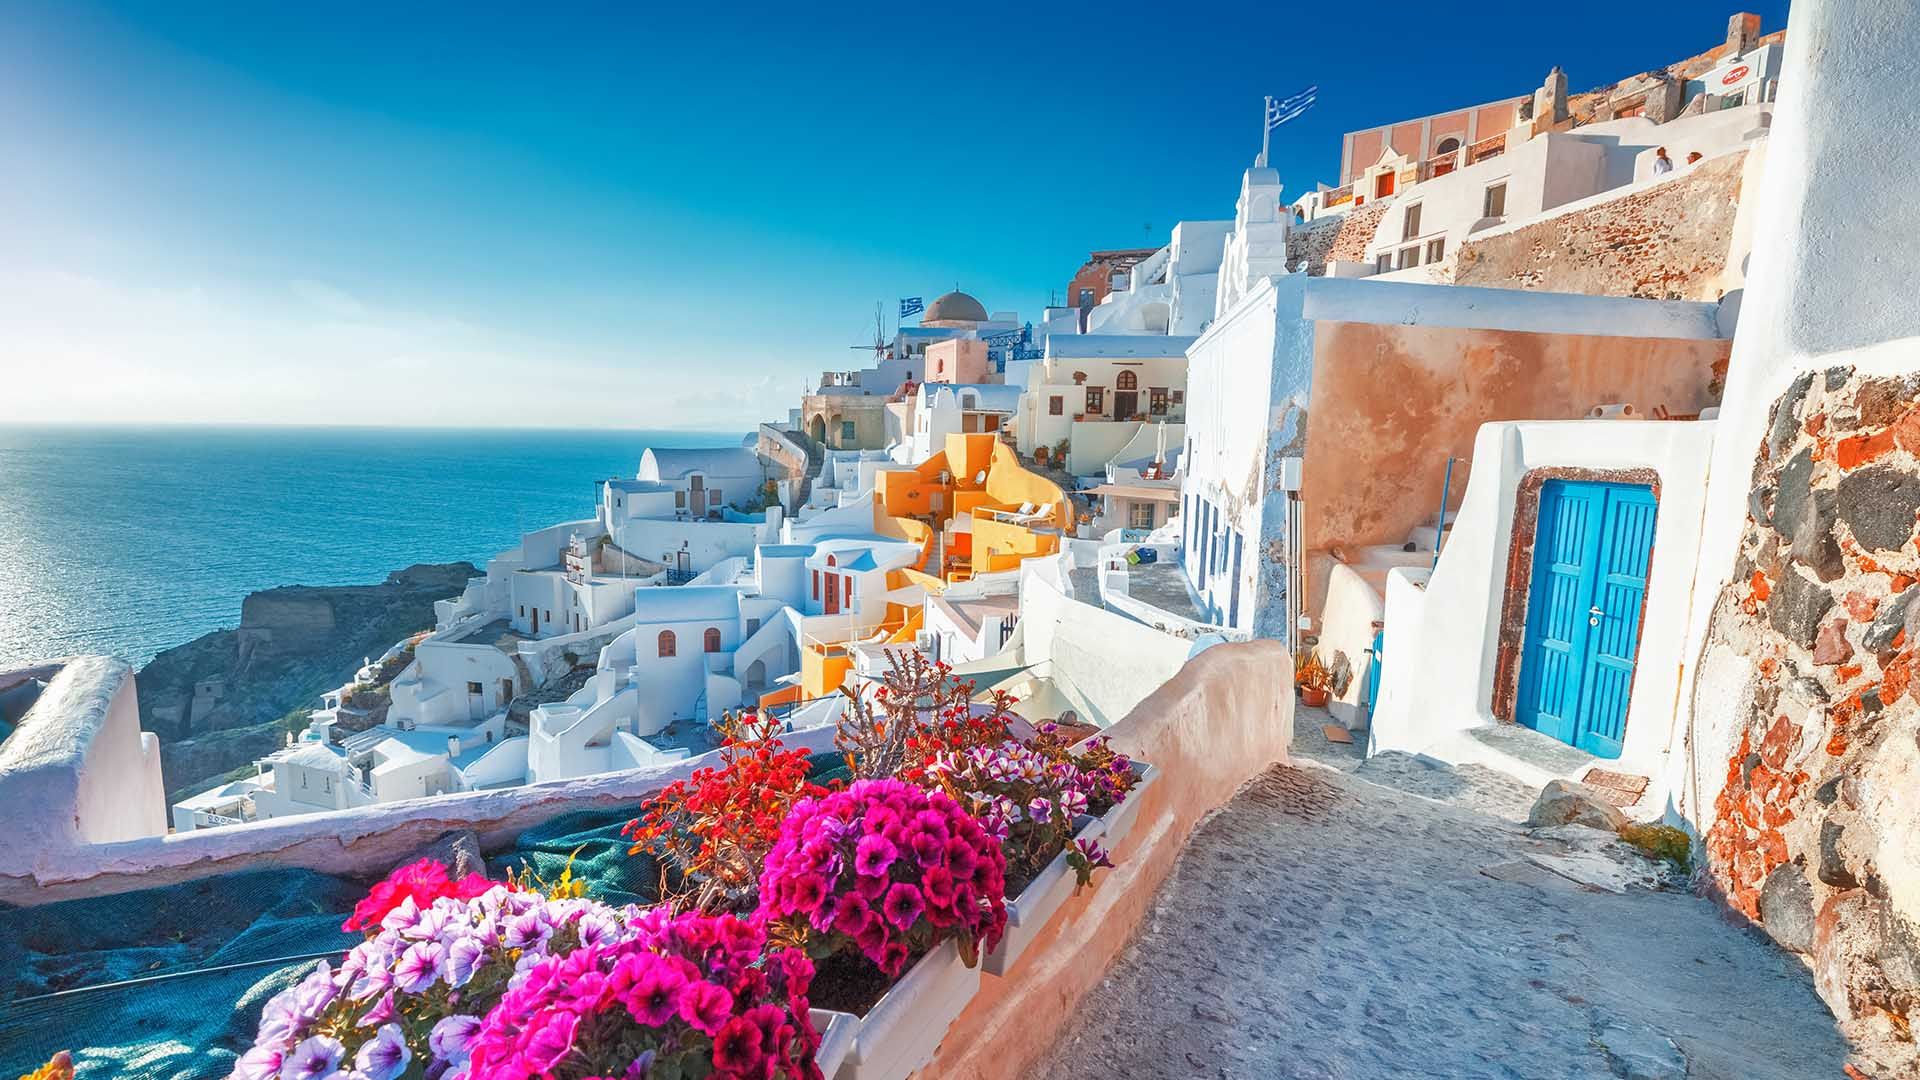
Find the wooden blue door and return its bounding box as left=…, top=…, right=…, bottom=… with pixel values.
left=1516, top=481, right=1657, bottom=759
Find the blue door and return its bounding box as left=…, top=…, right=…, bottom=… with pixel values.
left=1516, top=480, right=1657, bottom=759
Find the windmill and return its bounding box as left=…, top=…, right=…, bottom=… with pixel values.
left=847, top=302, right=893, bottom=361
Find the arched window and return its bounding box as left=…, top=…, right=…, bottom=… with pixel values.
left=1435, top=136, right=1461, bottom=156
left=657, top=630, right=676, bottom=658
left=704, top=627, right=722, bottom=653
left=1116, top=370, right=1138, bottom=390
left=826, top=554, right=836, bottom=567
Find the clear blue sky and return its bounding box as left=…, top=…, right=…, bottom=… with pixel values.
left=0, top=0, right=1790, bottom=430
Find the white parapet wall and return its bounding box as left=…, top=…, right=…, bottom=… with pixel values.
left=0, top=657, right=168, bottom=854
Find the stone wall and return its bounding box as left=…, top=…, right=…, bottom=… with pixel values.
left=1454, top=150, right=1749, bottom=301
left=1321, top=202, right=1389, bottom=267
left=1698, top=367, right=1920, bottom=1058
left=1285, top=213, right=1344, bottom=275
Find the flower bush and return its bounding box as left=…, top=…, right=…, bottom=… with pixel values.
left=463, top=908, right=821, bottom=1080
left=927, top=740, right=1110, bottom=890
left=234, top=884, right=635, bottom=1080
left=625, top=709, right=831, bottom=911
left=836, top=652, right=1012, bottom=782
left=757, top=779, right=1007, bottom=979
left=343, top=857, right=505, bottom=933
left=1028, top=724, right=1140, bottom=816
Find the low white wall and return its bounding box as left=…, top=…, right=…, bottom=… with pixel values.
left=0, top=658, right=167, bottom=856
left=1371, top=419, right=1715, bottom=791
left=1019, top=557, right=1197, bottom=727
left=0, top=722, right=841, bottom=905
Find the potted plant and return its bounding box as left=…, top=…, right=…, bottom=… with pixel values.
left=1296, top=652, right=1333, bottom=708
left=757, top=780, right=1006, bottom=1080
left=919, top=734, right=1122, bottom=976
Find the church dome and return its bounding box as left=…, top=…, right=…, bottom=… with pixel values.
left=922, top=290, right=989, bottom=325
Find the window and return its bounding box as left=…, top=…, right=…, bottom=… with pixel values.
left=545, top=609, right=552, bottom=624
left=1085, top=387, right=1105, bottom=414
left=467, top=681, right=482, bottom=695
left=709, top=489, right=720, bottom=506
left=518, top=605, right=525, bottom=617
left=1116, top=370, right=1137, bottom=390
left=1128, top=502, right=1155, bottom=529
left=1397, top=246, right=1421, bottom=270
left=1149, top=387, right=1170, bottom=415
left=704, top=627, right=722, bottom=653
left=1077, top=288, right=1095, bottom=306
left=1048, top=395, right=1063, bottom=416
left=841, top=420, right=856, bottom=443
left=1403, top=202, right=1422, bottom=240
left=1434, top=136, right=1461, bottom=156
left=675, top=490, right=686, bottom=508
left=1483, top=181, right=1508, bottom=218
left=1427, top=237, right=1446, bottom=263
left=1375, top=253, right=1393, bottom=274
left=658, top=630, right=677, bottom=657
left=1172, top=389, right=1184, bottom=404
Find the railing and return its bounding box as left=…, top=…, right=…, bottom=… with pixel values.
left=1420, top=150, right=1461, bottom=180
left=1466, top=131, right=1507, bottom=164
left=664, top=568, right=697, bottom=585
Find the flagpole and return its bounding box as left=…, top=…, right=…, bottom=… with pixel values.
left=1259, top=95, right=1271, bottom=168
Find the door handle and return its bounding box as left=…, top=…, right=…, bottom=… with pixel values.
left=1589, top=605, right=1604, bottom=627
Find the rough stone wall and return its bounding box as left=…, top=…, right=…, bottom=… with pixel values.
left=1285, top=214, right=1345, bottom=275
left=1454, top=151, right=1747, bottom=301
left=1321, top=202, right=1389, bottom=267
left=1701, top=367, right=1920, bottom=1056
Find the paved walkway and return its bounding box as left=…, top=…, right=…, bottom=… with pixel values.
left=1039, top=732, right=1860, bottom=1079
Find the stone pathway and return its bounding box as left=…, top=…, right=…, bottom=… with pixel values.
left=1038, top=745, right=1862, bottom=1079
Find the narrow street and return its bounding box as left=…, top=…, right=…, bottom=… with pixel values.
left=1040, top=720, right=1858, bottom=1079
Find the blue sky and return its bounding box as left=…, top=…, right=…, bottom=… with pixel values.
left=0, top=0, right=1790, bottom=430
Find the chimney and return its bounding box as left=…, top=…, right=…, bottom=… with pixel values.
left=1726, top=12, right=1761, bottom=55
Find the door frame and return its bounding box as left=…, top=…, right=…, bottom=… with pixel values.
left=1491, top=467, right=1662, bottom=727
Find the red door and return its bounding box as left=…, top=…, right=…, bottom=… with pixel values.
left=825, top=574, right=840, bottom=615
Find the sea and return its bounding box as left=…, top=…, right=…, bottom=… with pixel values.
left=0, top=424, right=748, bottom=669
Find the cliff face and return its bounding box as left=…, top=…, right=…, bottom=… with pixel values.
left=139, top=562, right=477, bottom=796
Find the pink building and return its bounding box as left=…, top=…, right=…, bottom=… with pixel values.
left=1338, top=96, right=1525, bottom=197
left=924, top=338, right=992, bottom=384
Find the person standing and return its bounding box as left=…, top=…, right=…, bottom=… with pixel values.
left=1652, top=147, right=1674, bottom=175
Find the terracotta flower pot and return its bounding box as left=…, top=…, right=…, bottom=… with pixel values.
left=1300, top=686, right=1330, bottom=708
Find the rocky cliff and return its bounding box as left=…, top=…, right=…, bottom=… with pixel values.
left=139, top=563, right=477, bottom=797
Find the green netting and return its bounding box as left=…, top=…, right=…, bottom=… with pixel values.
left=0, top=754, right=850, bottom=1079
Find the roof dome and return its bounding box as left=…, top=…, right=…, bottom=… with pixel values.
left=922, top=290, right=989, bottom=324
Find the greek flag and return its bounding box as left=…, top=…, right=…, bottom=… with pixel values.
left=899, top=297, right=924, bottom=319
left=1266, top=85, right=1317, bottom=131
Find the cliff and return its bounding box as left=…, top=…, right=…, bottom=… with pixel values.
left=138, top=563, right=477, bottom=797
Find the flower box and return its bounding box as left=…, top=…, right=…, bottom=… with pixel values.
left=982, top=814, right=1104, bottom=977
left=818, top=937, right=981, bottom=1080
left=1095, top=761, right=1159, bottom=851
left=811, top=1008, right=858, bottom=1080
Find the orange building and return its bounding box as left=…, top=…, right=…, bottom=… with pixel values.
left=1066, top=248, right=1161, bottom=311
left=762, top=434, right=1069, bottom=708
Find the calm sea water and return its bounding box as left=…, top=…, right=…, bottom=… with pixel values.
left=0, top=425, right=747, bottom=668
